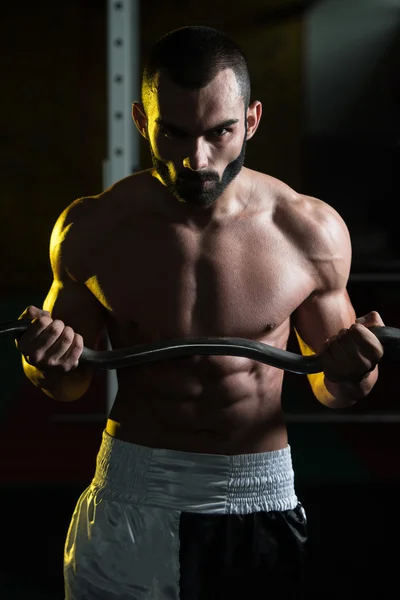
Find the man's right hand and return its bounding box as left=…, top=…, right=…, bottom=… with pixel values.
left=16, top=305, right=84, bottom=373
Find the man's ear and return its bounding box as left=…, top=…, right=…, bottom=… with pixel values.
left=245, top=100, right=262, bottom=141
left=132, top=102, right=148, bottom=139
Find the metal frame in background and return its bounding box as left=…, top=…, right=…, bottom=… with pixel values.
left=104, top=0, right=141, bottom=414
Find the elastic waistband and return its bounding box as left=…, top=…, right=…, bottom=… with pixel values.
left=92, top=431, right=298, bottom=514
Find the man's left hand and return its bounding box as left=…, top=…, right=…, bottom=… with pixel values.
left=321, top=311, right=385, bottom=384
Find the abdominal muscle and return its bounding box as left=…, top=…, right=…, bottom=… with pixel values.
left=106, top=358, right=288, bottom=455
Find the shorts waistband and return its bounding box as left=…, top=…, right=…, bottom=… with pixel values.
left=91, top=430, right=298, bottom=514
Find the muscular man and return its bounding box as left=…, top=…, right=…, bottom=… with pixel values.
left=17, top=26, right=384, bottom=599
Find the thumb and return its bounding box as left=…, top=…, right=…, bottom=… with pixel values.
left=355, top=311, right=385, bottom=327
left=18, top=306, right=50, bottom=321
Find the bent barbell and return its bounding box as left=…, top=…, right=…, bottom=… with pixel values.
left=1, top=320, right=400, bottom=375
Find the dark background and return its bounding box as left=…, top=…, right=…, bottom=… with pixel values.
left=1, top=0, right=399, bottom=597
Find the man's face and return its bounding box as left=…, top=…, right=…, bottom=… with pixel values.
left=143, top=69, right=248, bottom=208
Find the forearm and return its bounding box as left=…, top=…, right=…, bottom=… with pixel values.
left=310, top=367, right=378, bottom=409
left=22, top=357, right=93, bottom=401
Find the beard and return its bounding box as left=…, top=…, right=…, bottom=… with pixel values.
left=149, top=124, right=248, bottom=208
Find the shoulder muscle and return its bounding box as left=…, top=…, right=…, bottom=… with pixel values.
left=277, top=192, right=352, bottom=293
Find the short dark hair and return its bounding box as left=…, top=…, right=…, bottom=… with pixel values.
left=141, top=26, right=251, bottom=111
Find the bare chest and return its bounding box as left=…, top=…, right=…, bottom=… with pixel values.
left=82, top=213, right=313, bottom=347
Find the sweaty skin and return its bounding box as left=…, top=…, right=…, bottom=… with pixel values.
left=21, top=68, right=380, bottom=454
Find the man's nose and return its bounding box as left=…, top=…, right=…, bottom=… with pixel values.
left=182, top=139, right=209, bottom=171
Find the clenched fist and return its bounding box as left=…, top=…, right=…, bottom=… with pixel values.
left=321, top=311, right=384, bottom=384
left=16, top=305, right=84, bottom=373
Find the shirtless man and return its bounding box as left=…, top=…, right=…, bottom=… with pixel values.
left=17, top=26, right=384, bottom=600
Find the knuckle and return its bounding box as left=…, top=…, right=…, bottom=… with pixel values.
left=69, top=345, right=82, bottom=363
left=62, top=326, right=75, bottom=344
left=61, top=356, right=78, bottom=372
left=68, top=347, right=83, bottom=368
left=48, top=319, right=64, bottom=334
left=52, top=319, right=64, bottom=328
left=46, top=356, right=59, bottom=369
left=38, top=316, right=53, bottom=328
left=74, top=334, right=84, bottom=350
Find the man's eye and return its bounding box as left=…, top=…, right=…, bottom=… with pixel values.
left=160, top=127, right=185, bottom=139
left=160, top=128, right=173, bottom=138
left=210, top=128, right=230, bottom=138
left=159, top=126, right=231, bottom=140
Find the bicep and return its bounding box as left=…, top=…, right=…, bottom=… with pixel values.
left=291, top=196, right=356, bottom=355
left=43, top=276, right=106, bottom=351
left=43, top=200, right=107, bottom=350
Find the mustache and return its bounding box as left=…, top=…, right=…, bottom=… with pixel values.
left=178, top=174, right=218, bottom=184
